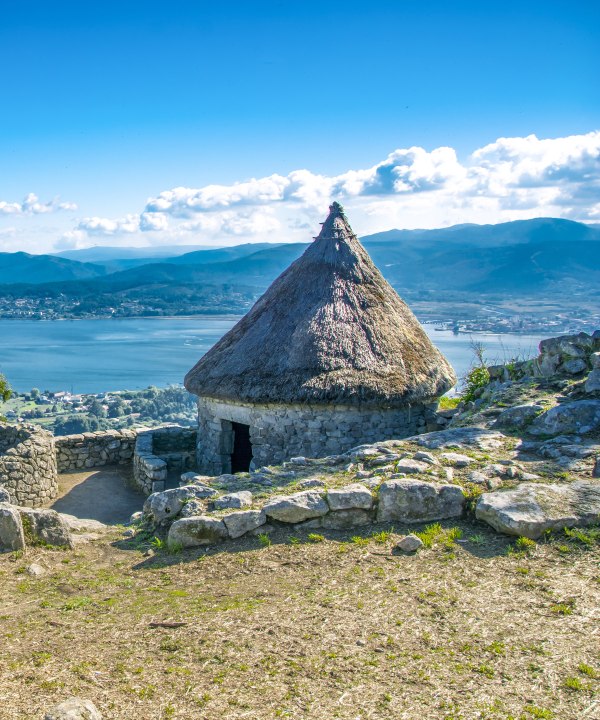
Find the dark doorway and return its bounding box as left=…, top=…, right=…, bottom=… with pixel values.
left=231, top=422, right=253, bottom=473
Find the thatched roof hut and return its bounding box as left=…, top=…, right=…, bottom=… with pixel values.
left=185, top=202, right=456, bottom=408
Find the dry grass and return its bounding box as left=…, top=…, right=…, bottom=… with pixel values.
left=0, top=521, right=598, bottom=720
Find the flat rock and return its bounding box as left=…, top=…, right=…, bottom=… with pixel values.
left=326, top=484, right=373, bottom=511
left=59, top=514, right=108, bottom=534
left=529, top=400, right=600, bottom=436
left=415, top=428, right=506, bottom=451
left=413, top=451, right=438, bottom=465
left=440, top=452, right=472, bottom=468
left=0, top=504, right=25, bottom=551
left=298, top=478, right=327, bottom=489
left=475, top=482, right=600, bottom=539
left=18, top=507, right=73, bottom=548
left=222, top=510, right=266, bottom=539
left=212, top=491, right=253, bottom=511
left=44, top=697, right=102, bottom=720
left=180, top=472, right=214, bottom=485
left=377, top=480, right=465, bottom=523
left=168, top=516, right=228, bottom=547
left=321, top=509, right=372, bottom=529
left=25, top=562, right=45, bottom=577
left=263, top=491, right=328, bottom=524
left=395, top=459, right=429, bottom=474
left=395, top=534, right=424, bottom=553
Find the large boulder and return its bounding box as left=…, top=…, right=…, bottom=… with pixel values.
left=143, top=485, right=217, bottom=525
left=0, top=503, right=25, bottom=551
left=44, top=697, right=102, bottom=720
left=168, top=516, right=228, bottom=548
left=263, top=491, right=329, bottom=524
left=222, top=509, right=266, bottom=539
left=529, top=400, right=600, bottom=436
left=475, top=482, right=600, bottom=539
left=493, top=403, right=544, bottom=429
left=18, top=507, right=73, bottom=548
left=326, top=484, right=373, bottom=511
left=377, top=480, right=465, bottom=522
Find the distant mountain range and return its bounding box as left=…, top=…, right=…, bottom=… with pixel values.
left=0, top=218, right=598, bottom=315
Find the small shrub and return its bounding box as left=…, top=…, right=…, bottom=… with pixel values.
left=351, top=535, right=370, bottom=546
left=257, top=533, right=271, bottom=547
left=308, top=533, right=325, bottom=543
left=577, top=662, right=597, bottom=678
left=371, top=530, right=393, bottom=544
left=438, top=395, right=460, bottom=410
left=564, top=676, right=584, bottom=691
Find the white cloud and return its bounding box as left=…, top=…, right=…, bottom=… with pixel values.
left=28, top=130, right=600, bottom=251
left=0, top=193, right=77, bottom=216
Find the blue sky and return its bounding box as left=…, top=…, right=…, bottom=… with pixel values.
left=0, top=0, right=598, bottom=252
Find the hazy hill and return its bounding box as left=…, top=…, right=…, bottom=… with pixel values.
left=0, top=252, right=107, bottom=284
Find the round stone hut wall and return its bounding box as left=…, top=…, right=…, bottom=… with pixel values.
left=196, top=397, right=436, bottom=475
left=0, top=423, right=58, bottom=507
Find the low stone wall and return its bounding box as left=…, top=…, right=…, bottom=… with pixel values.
left=133, top=426, right=197, bottom=495
left=55, top=429, right=137, bottom=472
left=0, top=423, right=58, bottom=507
left=196, top=398, right=437, bottom=475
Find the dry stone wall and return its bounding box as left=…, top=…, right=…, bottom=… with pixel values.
left=133, top=426, right=197, bottom=495
left=0, top=423, right=58, bottom=507
left=55, top=429, right=137, bottom=472
left=196, top=398, right=437, bottom=475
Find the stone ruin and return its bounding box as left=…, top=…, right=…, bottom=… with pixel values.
left=0, top=423, right=58, bottom=507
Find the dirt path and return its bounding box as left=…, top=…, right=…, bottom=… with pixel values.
left=46, top=466, right=145, bottom=525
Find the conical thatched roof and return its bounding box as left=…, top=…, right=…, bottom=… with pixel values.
left=185, top=202, right=456, bottom=407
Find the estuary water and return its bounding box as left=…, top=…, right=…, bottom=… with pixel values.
left=0, top=317, right=546, bottom=394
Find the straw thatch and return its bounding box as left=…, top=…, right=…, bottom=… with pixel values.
left=185, top=202, right=456, bottom=407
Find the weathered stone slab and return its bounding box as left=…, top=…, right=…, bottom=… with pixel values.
left=326, top=484, right=373, bottom=511
left=440, top=452, right=472, bottom=468
left=529, top=400, right=600, bottom=436
left=0, top=486, right=11, bottom=503
left=475, top=482, right=600, bottom=539
left=263, top=491, right=328, bottom=524
left=18, top=507, right=73, bottom=548
left=168, top=516, right=228, bottom=547
left=415, top=428, right=506, bottom=451
left=0, top=502, right=25, bottom=551
left=212, top=491, right=253, bottom=511
left=59, top=514, right=107, bottom=534
left=585, top=369, right=600, bottom=393
left=222, top=509, right=266, bottom=538
left=395, top=459, right=429, bottom=474
left=377, top=480, right=465, bottom=523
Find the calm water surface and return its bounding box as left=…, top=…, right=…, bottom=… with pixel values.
left=0, top=317, right=546, bottom=394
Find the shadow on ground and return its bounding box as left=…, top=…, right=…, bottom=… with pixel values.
left=49, top=466, right=145, bottom=525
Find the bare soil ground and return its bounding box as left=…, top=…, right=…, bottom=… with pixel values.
left=0, top=520, right=598, bottom=720
left=45, top=467, right=145, bottom=525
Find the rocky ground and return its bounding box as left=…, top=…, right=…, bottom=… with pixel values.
left=0, top=331, right=599, bottom=719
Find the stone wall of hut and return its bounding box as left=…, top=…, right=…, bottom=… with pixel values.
left=0, top=423, right=58, bottom=507
left=195, top=397, right=435, bottom=475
